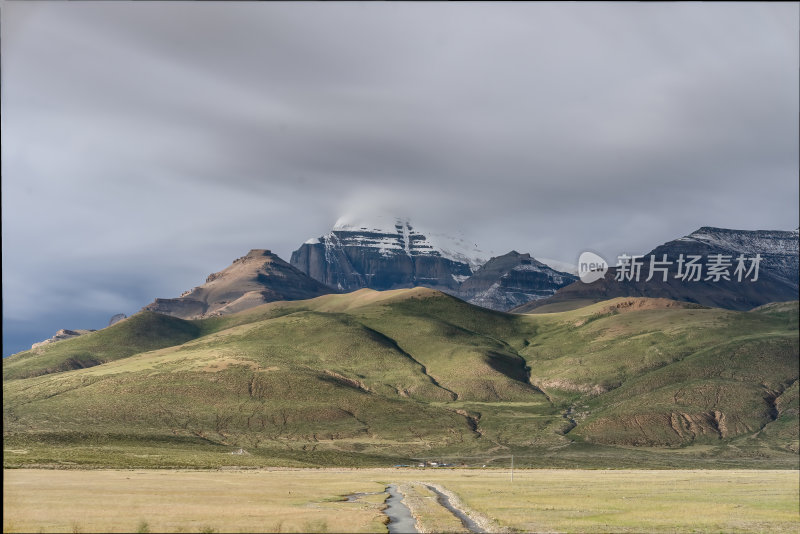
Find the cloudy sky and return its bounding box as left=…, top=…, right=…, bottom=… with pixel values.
left=2, top=2, right=798, bottom=355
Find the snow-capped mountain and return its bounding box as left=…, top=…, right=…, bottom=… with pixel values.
left=669, top=227, right=799, bottom=286
left=514, top=227, right=799, bottom=313
left=291, top=215, right=490, bottom=292
left=290, top=215, right=578, bottom=310
left=329, top=214, right=490, bottom=271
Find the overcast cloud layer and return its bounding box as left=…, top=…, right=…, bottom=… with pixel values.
left=2, top=2, right=798, bottom=355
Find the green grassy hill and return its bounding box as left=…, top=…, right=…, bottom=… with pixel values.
left=3, top=290, right=798, bottom=468
left=3, top=313, right=202, bottom=380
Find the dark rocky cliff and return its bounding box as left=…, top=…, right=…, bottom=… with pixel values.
left=291, top=218, right=476, bottom=292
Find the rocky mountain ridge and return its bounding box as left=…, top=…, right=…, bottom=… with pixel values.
left=515, top=227, right=799, bottom=313
left=291, top=216, right=575, bottom=309
left=457, top=251, right=577, bottom=310
left=19, top=224, right=798, bottom=353
left=30, top=328, right=97, bottom=350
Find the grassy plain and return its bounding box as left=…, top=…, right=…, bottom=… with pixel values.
left=3, top=468, right=798, bottom=533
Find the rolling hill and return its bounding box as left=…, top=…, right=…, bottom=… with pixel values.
left=3, top=290, right=798, bottom=468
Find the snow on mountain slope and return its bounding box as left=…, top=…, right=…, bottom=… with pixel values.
left=292, top=214, right=583, bottom=307
left=291, top=215, right=483, bottom=292
left=421, top=231, right=490, bottom=271
left=457, top=251, right=578, bottom=311
left=678, top=227, right=799, bottom=256
left=515, top=226, right=799, bottom=314
left=538, top=257, right=578, bottom=275
left=661, top=227, right=799, bottom=286
left=329, top=214, right=489, bottom=269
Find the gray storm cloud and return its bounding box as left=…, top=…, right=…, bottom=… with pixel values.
left=2, top=2, right=798, bottom=355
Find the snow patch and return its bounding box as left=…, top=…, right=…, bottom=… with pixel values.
left=424, top=232, right=490, bottom=272
left=686, top=227, right=799, bottom=255
left=537, top=257, right=578, bottom=275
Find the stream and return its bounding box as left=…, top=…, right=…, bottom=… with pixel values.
left=424, top=484, right=485, bottom=533
left=384, top=484, right=419, bottom=534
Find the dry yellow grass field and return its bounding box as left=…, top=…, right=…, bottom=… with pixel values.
left=2, top=469, right=390, bottom=534
left=3, top=468, right=799, bottom=533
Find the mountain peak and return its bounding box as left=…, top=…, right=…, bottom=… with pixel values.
left=143, top=249, right=333, bottom=319
left=458, top=249, right=577, bottom=311
left=519, top=225, right=799, bottom=313
left=236, top=249, right=276, bottom=263
left=332, top=213, right=409, bottom=234
left=292, top=215, right=491, bottom=292
left=314, top=214, right=490, bottom=269
left=244, top=249, right=273, bottom=257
